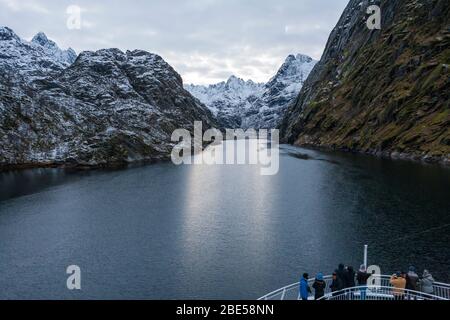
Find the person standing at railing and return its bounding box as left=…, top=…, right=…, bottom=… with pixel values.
left=345, top=266, right=356, bottom=299
left=312, top=273, right=326, bottom=300
left=336, top=264, right=346, bottom=291
left=357, top=265, right=371, bottom=300
left=299, top=273, right=312, bottom=301
left=405, top=266, right=419, bottom=300
left=420, top=270, right=435, bottom=295
left=390, top=272, right=406, bottom=300
left=330, top=272, right=340, bottom=296
left=345, top=266, right=356, bottom=288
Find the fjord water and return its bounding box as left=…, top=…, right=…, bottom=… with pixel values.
left=0, top=142, right=449, bottom=299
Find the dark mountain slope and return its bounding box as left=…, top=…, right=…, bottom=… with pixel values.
left=0, top=27, right=216, bottom=169
left=280, top=0, right=449, bottom=164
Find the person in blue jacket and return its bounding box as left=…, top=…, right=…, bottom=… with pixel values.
left=299, top=273, right=311, bottom=300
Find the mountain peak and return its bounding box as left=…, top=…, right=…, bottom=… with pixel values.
left=227, top=75, right=242, bottom=82
left=285, top=54, right=296, bottom=62
left=295, top=53, right=313, bottom=63
left=284, top=53, right=313, bottom=65
left=31, top=32, right=49, bottom=46
left=225, top=75, right=263, bottom=88
left=0, top=26, right=20, bottom=41
left=268, top=53, right=317, bottom=87
left=30, top=30, right=77, bottom=65
left=226, top=75, right=246, bottom=87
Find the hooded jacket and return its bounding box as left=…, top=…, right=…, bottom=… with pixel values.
left=312, top=273, right=326, bottom=299
left=420, top=270, right=435, bottom=294
left=299, top=277, right=311, bottom=300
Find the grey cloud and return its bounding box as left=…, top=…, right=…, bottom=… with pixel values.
left=0, top=0, right=349, bottom=84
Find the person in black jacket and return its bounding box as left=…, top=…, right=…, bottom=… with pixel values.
left=345, top=266, right=356, bottom=299
left=312, top=273, right=326, bottom=300
left=405, top=266, right=419, bottom=299
left=330, top=272, right=340, bottom=296
left=345, top=266, right=356, bottom=288
left=357, top=264, right=371, bottom=300
left=336, top=264, right=346, bottom=291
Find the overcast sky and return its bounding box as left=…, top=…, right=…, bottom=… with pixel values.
left=0, top=0, right=349, bottom=85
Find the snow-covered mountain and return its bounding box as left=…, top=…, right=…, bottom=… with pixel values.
left=185, top=76, right=265, bottom=128
left=186, top=54, right=317, bottom=129
left=0, top=27, right=75, bottom=83
left=31, top=32, right=77, bottom=66
left=0, top=26, right=216, bottom=169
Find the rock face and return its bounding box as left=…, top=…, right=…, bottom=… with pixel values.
left=186, top=54, right=316, bottom=129
left=0, top=27, right=217, bottom=169
left=243, top=54, right=316, bottom=129
left=280, top=0, right=450, bottom=164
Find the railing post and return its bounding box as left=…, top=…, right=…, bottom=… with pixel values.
left=280, top=288, right=286, bottom=300
left=364, top=244, right=368, bottom=268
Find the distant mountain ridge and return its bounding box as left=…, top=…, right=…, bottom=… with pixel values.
left=186, top=54, right=317, bottom=129
left=0, top=26, right=216, bottom=169
left=185, top=76, right=265, bottom=128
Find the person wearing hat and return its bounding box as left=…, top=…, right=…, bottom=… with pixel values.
left=299, top=273, right=312, bottom=300
left=312, top=273, right=326, bottom=300
left=390, top=271, right=406, bottom=300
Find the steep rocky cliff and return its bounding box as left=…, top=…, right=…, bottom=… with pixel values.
left=280, top=0, right=449, bottom=164
left=0, top=27, right=216, bottom=169
left=242, top=54, right=316, bottom=129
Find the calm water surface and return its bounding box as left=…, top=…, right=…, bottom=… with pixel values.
left=0, top=143, right=449, bottom=299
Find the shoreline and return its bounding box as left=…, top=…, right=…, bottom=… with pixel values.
left=1, top=141, right=449, bottom=173
left=292, top=142, right=450, bottom=168
left=0, top=157, right=170, bottom=173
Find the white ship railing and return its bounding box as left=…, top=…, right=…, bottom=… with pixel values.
left=258, top=275, right=450, bottom=300
left=317, top=286, right=448, bottom=300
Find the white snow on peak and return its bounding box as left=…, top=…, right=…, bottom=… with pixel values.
left=266, top=54, right=316, bottom=92
left=0, top=26, right=20, bottom=41
left=0, top=27, right=79, bottom=84
left=31, top=32, right=77, bottom=65
left=185, top=75, right=265, bottom=117
left=186, top=54, right=317, bottom=129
